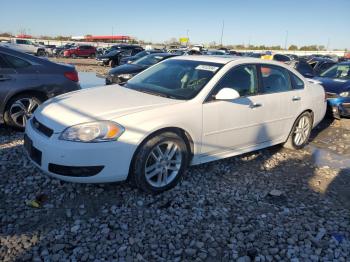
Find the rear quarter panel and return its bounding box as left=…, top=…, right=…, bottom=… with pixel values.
left=304, top=81, right=327, bottom=127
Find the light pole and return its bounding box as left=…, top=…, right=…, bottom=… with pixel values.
left=284, top=30, right=289, bottom=50
left=186, top=29, right=189, bottom=47
left=220, top=20, right=225, bottom=47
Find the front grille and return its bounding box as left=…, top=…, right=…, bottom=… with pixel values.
left=24, top=134, right=42, bottom=166
left=325, top=92, right=338, bottom=99
left=32, top=117, right=53, bottom=137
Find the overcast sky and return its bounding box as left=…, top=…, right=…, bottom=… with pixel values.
left=1, top=0, right=349, bottom=49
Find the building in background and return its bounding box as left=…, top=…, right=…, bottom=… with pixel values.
left=71, top=35, right=132, bottom=43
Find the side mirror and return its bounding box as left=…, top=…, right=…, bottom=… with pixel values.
left=214, top=88, right=240, bottom=100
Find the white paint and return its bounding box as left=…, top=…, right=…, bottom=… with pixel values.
left=25, top=56, right=327, bottom=183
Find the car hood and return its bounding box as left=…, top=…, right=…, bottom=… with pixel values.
left=108, top=63, right=146, bottom=75
left=314, top=77, right=350, bottom=93
left=97, top=50, right=122, bottom=59
left=35, top=85, right=182, bottom=132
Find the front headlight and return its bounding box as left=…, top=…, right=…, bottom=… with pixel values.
left=59, top=121, right=125, bottom=142
left=118, top=74, right=134, bottom=80
left=339, top=91, right=349, bottom=97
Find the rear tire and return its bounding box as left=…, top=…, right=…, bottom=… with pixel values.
left=284, top=112, right=312, bottom=150
left=4, top=94, right=42, bottom=130
left=130, top=132, right=189, bottom=193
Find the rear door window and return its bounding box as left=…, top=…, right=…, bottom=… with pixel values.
left=290, top=73, right=304, bottom=89
left=260, top=65, right=292, bottom=93
left=2, top=54, right=31, bottom=69
left=0, top=55, right=10, bottom=68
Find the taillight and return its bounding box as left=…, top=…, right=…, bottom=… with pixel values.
left=64, top=71, right=79, bottom=82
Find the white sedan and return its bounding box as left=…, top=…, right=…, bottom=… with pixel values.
left=25, top=56, right=326, bottom=193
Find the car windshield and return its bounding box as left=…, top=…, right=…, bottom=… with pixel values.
left=125, top=59, right=223, bottom=100
left=133, top=51, right=148, bottom=59
left=132, top=54, right=166, bottom=67
left=320, top=64, right=350, bottom=79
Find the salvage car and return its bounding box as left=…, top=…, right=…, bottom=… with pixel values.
left=314, top=62, right=350, bottom=118
left=2, top=38, right=46, bottom=56
left=308, top=57, right=336, bottom=76
left=106, top=53, right=178, bottom=84
left=119, top=50, right=165, bottom=65
left=63, top=45, right=96, bottom=58
left=24, top=56, right=326, bottom=193
left=0, top=46, right=80, bottom=129
left=96, top=45, right=144, bottom=67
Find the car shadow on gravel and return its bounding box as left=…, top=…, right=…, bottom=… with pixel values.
left=1, top=123, right=349, bottom=261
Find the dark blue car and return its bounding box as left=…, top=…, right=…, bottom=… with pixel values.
left=314, top=62, right=350, bottom=118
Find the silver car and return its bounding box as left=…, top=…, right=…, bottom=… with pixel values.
left=0, top=46, right=81, bottom=129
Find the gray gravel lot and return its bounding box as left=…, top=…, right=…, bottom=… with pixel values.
left=1, top=118, right=349, bottom=262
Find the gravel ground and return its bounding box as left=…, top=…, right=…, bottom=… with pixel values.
left=1, top=117, right=349, bottom=262
left=50, top=58, right=110, bottom=76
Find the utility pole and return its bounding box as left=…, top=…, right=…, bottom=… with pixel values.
left=186, top=29, right=189, bottom=47
left=284, top=30, right=289, bottom=50
left=220, top=20, right=225, bottom=47
left=326, top=38, right=330, bottom=51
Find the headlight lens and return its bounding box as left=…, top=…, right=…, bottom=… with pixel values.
left=59, top=121, right=125, bottom=142
left=339, top=91, right=349, bottom=97
left=118, top=74, right=134, bottom=80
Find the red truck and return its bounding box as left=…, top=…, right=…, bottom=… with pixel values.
left=63, top=45, right=96, bottom=58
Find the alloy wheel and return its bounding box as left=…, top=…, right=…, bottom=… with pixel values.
left=293, top=115, right=311, bottom=146
left=144, top=141, right=182, bottom=188
left=9, top=98, right=39, bottom=128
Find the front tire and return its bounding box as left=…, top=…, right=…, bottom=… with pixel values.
left=130, top=132, right=189, bottom=193
left=284, top=112, right=312, bottom=150
left=4, top=94, right=42, bottom=130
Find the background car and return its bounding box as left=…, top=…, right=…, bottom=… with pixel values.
left=0, top=46, right=81, bottom=129
left=96, top=45, right=144, bottom=67
left=106, top=53, right=178, bottom=84
left=119, top=49, right=165, bottom=65
left=308, top=57, right=336, bottom=76
left=2, top=38, right=46, bottom=56
left=272, top=54, right=292, bottom=63
left=63, top=45, right=96, bottom=58
left=291, top=60, right=315, bottom=78
left=314, top=62, right=350, bottom=118
left=44, top=44, right=57, bottom=56
left=53, top=44, right=75, bottom=57
left=205, top=49, right=228, bottom=55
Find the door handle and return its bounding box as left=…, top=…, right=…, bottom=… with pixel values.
left=292, top=96, right=301, bottom=101
left=249, top=103, right=262, bottom=109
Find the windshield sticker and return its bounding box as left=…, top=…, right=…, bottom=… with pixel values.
left=195, top=65, right=219, bottom=72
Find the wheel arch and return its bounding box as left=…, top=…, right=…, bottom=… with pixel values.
left=127, top=126, right=195, bottom=178
left=3, top=90, right=48, bottom=116
left=285, top=109, right=314, bottom=143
